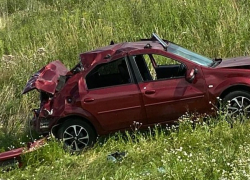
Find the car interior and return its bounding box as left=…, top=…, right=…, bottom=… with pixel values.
left=86, top=58, right=131, bottom=89
left=134, top=54, right=186, bottom=81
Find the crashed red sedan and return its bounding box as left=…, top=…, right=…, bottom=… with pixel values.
left=22, top=33, right=250, bottom=151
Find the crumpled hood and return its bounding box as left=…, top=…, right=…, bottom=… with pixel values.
left=216, top=56, right=250, bottom=68
left=22, top=60, right=69, bottom=94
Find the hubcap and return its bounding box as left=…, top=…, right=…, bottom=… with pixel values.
left=62, top=125, right=89, bottom=151
left=228, top=96, right=250, bottom=116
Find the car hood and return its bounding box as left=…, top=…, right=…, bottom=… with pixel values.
left=216, top=56, right=250, bottom=68
left=22, top=60, right=69, bottom=94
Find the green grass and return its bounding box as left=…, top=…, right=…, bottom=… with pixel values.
left=1, top=0, right=250, bottom=179
left=2, top=119, right=250, bottom=179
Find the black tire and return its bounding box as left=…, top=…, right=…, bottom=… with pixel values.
left=223, top=91, right=250, bottom=116
left=57, top=118, right=96, bottom=152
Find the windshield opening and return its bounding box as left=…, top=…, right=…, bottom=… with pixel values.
left=168, top=43, right=213, bottom=67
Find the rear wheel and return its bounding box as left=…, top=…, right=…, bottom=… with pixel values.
left=57, top=119, right=96, bottom=152
left=223, top=91, right=250, bottom=116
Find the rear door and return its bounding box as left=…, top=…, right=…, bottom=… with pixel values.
left=129, top=50, right=209, bottom=124
left=82, top=57, right=146, bottom=131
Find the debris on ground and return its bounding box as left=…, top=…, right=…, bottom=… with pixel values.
left=0, top=138, right=46, bottom=170
left=107, top=151, right=126, bottom=163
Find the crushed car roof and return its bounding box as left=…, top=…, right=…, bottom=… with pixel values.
left=79, top=41, right=164, bottom=69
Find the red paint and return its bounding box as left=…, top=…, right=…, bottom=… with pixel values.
left=0, top=138, right=46, bottom=168
left=0, top=148, right=23, bottom=162
left=22, top=60, right=68, bottom=94
left=216, top=56, right=250, bottom=68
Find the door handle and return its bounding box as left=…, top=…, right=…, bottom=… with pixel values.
left=84, top=98, right=95, bottom=102
left=145, top=90, right=156, bottom=95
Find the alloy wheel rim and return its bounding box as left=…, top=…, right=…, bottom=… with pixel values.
left=228, top=96, right=250, bottom=116
left=62, top=125, right=89, bottom=151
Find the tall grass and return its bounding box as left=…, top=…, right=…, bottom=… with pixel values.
left=1, top=0, right=250, bottom=178
left=1, top=0, right=250, bottom=133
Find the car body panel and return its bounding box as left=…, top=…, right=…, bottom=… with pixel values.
left=137, top=76, right=209, bottom=123
left=79, top=43, right=129, bottom=69
left=216, top=56, right=250, bottom=68
left=81, top=84, right=146, bottom=130
left=202, top=67, right=250, bottom=99
left=22, top=60, right=68, bottom=94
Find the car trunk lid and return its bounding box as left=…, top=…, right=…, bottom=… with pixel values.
left=22, top=60, right=69, bottom=95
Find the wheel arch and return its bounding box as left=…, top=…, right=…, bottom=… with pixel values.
left=52, top=115, right=98, bottom=137
left=219, top=84, right=250, bottom=99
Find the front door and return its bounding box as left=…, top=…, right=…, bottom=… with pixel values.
left=130, top=52, right=209, bottom=124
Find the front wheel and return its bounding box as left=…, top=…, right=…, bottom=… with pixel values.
left=57, top=119, right=96, bottom=152
left=223, top=91, right=250, bottom=116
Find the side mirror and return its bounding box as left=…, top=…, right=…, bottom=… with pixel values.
left=186, top=68, right=198, bottom=83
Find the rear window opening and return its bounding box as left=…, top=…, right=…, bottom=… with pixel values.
left=86, top=57, right=131, bottom=89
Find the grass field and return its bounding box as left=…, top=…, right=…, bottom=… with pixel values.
left=1, top=0, right=250, bottom=179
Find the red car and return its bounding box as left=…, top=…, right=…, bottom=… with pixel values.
left=23, top=33, right=250, bottom=151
